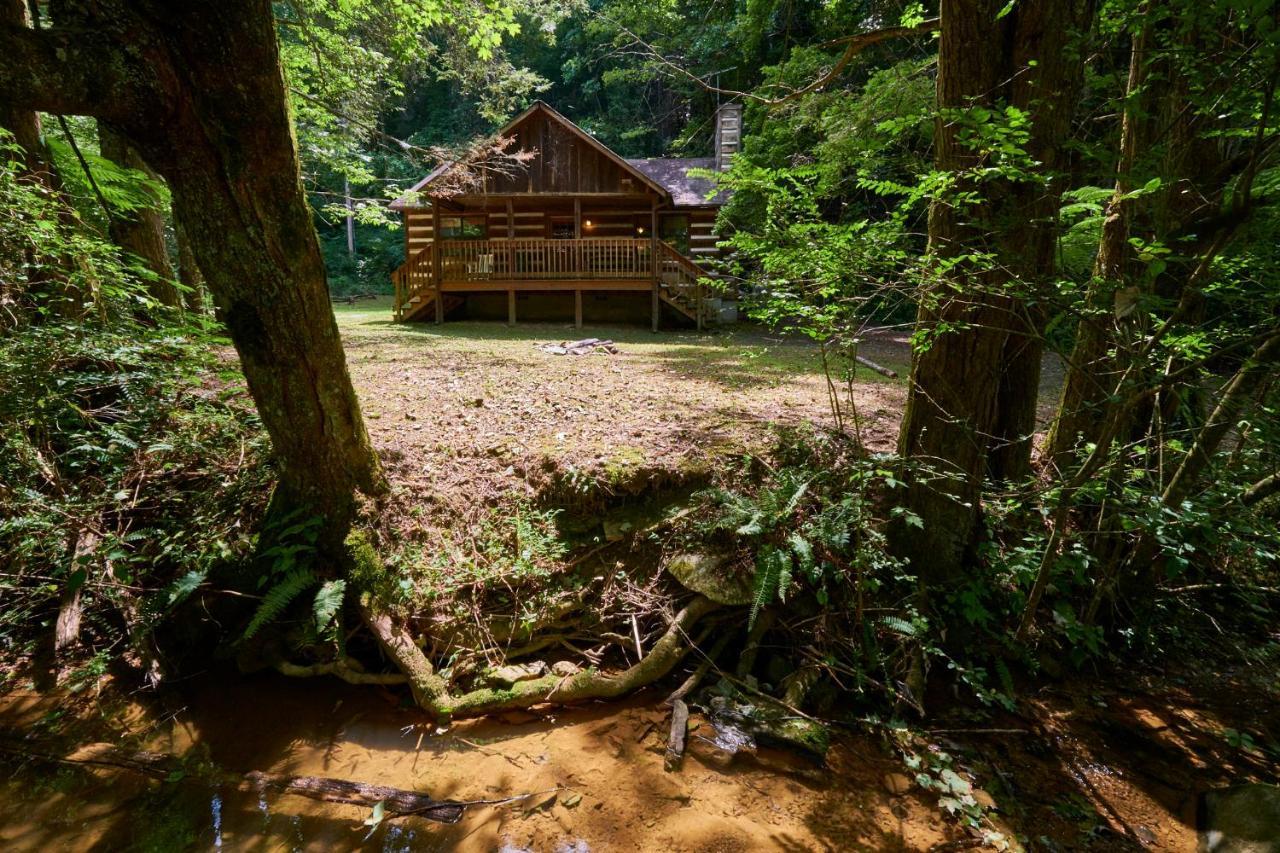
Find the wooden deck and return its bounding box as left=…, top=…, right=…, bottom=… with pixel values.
left=392, top=237, right=708, bottom=329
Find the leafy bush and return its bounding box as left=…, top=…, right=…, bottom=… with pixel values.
left=0, top=317, right=273, bottom=655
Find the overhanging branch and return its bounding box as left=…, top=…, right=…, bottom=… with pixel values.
left=0, top=22, right=137, bottom=120
left=612, top=17, right=939, bottom=106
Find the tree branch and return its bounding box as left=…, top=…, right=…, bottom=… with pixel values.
left=0, top=22, right=137, bottom=119
left=613, top=17, right=939, bottom=106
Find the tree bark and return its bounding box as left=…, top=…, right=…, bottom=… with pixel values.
left=0, top=0, right=385, bottom=548
left=96, top=121, right=179, bottom=307
left=892, top=0, right=1095, bottom=582
left=175, top=219, right=205, bottom=312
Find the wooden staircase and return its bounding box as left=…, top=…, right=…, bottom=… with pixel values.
left=392, top=245, right=464, bottom=322
left=657, top=241, right=709, bottom=328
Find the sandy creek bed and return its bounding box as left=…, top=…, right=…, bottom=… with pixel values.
left=0, top=674, right=961, bottom=851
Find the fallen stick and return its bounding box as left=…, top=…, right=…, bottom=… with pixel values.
left=854, top=355, right=897, bottom=379
left=0, top=738, right=539, bottom=824
left=664, top=699, right=690, bottom=772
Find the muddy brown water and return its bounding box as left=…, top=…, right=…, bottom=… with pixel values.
left=0, top=673, right=958, bottom=851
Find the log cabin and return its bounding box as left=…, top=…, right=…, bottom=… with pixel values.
left=390, top=100, right=740, bottom=329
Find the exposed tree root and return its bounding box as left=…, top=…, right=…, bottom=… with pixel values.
left=274, top=657, right=408, bottom=687
left=359, top=594, right=720, bottom=722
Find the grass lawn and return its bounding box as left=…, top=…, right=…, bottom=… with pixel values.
left=333, top=296, right=910, bottom=541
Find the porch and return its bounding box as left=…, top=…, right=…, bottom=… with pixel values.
left=392, top=236, right=709, bottom=329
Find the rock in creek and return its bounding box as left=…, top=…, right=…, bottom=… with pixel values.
left=1200, top=784, right=1280, bottom=853
left=695, top=681, right=830, bottom=761
left=482, top=661, right=549, bottom=687
left=665, top=552, right=753, bottom=606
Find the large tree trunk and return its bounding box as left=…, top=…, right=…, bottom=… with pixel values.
left=96, top=121, right=180, bottom=307
left=0, top=0, right=385, bottom=548
left=892, top=0, right=1094, bottom=583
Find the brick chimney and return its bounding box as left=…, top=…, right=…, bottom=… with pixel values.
left=713, top=102, right=742, bottom=171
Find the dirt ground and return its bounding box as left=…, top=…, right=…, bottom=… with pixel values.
left=336, top=301, right=1064, bottom=537
left=337, top=300, right=910, bottom=538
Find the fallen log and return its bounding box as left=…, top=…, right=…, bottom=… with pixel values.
left=854, top=354, right=897, bottom=379
left=0, top=738, right=515, bottom=823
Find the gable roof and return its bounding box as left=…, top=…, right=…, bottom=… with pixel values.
left=391, top=101, right=672, bottom=209
left=625, top=157, right=727, bottom=207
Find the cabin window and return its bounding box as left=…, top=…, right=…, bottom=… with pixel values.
left=659, top=214, right=689, bottom=254
left=550, top=217, right=575, bottom=239
left=439, top=216, right=486, bottom=240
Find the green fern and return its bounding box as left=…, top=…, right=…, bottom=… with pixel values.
left=312, top=579, right=347, bottom=633
left=877, top=615, right=919, bottom=638
left=164, top=570, right=205, bottom=609
left=750, top=545, right=793, bottom=627
left=242, top=566, right=317, bottom=640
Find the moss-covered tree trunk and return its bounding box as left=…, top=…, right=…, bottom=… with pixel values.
left=892, top=0, right=1094, bottom=583
left=96, top=122, right=179, bottom=307
left=0, top=0, right=385, bottom=548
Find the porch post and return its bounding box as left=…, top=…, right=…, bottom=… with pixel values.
left=575, top=289, right=583, bottom=329
left=650, top=198, right=659, bottom=333
left=508, top=289, right=516, bottom=326
left=431, top=198, right=443, bottom=325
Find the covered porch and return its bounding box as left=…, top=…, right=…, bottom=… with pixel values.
left=392, top=194, right=707, bottom=329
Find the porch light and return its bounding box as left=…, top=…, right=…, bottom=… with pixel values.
left=637, top=226, right=646, bottom=234
left=584, top=219, right=593, bottom=228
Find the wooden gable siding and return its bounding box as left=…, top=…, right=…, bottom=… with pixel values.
left=480, top=110, right=659, bottom=196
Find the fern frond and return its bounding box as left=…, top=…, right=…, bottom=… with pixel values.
left=312, top=579, right=347, bottom=633
left=750, top=546, right=790, bottom=627
left=877, top=615, right=918, bottom=638
left=164, top=570, right=204, bottom=609
left=242, top=566, right=317, bottom=640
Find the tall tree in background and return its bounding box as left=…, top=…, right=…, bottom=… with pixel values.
left=96, top=122, right=179, bottom=307
left=94, top=119, right=179, bottom=306
left=892, top=0, right=1095, bottom=584
left=0, top=0, right=89, bottom=319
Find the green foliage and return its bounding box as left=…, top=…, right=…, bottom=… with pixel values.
left=0, top=314, right=272, bottom=653
left=243, top=566, right=319, bottom=641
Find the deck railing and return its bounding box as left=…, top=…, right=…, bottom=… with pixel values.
left=392, top=237, right=712, bottom=323
left=437, top=237, right=653, bottom=282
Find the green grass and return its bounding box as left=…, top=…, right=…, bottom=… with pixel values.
left=332, top=296, right=910, bottom=387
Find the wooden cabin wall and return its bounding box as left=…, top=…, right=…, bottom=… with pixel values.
left=404, top=209, right=433, bottom=255
left=580, top=205, right=651, bottom=239
left=481, top=111, right=656, bottom=197
left=687, top=208, right=720, bottom=264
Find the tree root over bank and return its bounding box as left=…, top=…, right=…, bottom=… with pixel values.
left=358, top=595, right=720, bottom=722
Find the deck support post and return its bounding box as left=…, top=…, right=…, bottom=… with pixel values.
left=574, top=289, right=583, bottom=329
left=650, top=198, right=659, bottom=333
left=508, top=289, right=516, bottom=326
left=431, top=199, right=443, bottom=325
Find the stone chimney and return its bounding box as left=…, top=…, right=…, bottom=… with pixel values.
left=713, top=102, right=742, bottom=171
